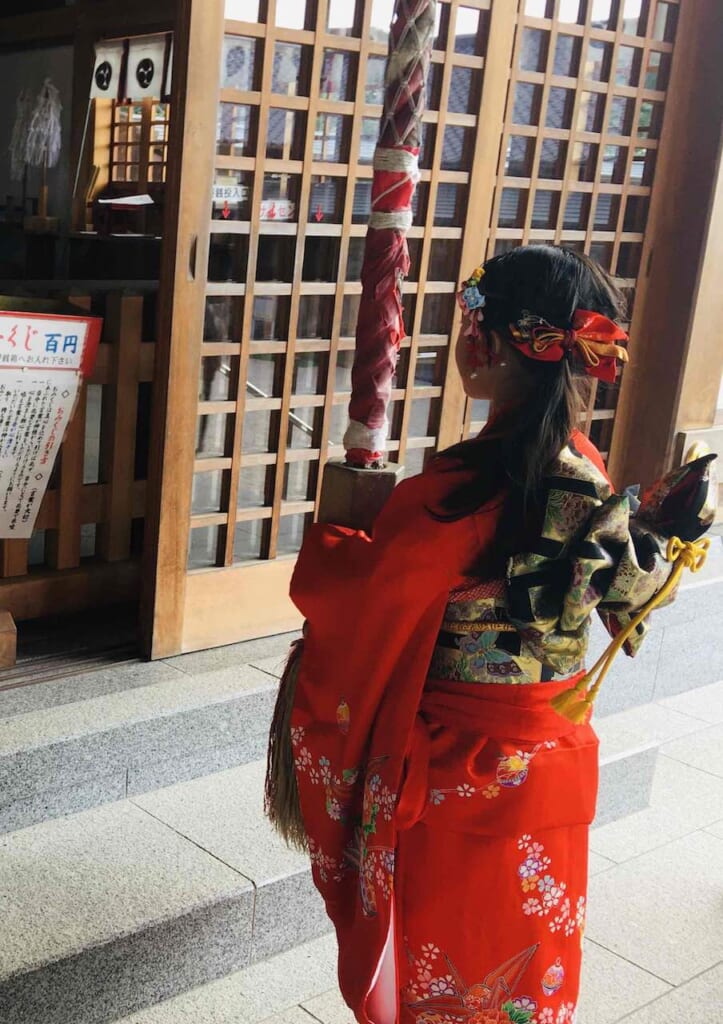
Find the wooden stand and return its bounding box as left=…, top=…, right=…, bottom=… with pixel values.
left=318, top=459, right=405, bottom=536
left=0, top=611, right=17, bottom=669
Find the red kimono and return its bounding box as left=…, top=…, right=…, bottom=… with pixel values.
left=290, top=432, right=607, bottom=1024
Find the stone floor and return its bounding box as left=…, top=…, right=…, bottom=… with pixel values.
left=115, top=678, right=723, bottom=1024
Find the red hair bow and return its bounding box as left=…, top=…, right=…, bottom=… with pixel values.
left=509, top=309, right=629, bottom=384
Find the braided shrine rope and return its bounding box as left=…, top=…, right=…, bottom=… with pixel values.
left=343, top=0, right=436, bottom=467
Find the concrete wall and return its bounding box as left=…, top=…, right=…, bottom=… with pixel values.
left=0, top=45, right=74, bottom=228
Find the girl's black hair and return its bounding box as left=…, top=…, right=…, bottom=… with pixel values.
left=434, top=245, right=626, bottom=571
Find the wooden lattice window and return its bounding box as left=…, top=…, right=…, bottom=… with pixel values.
left=465, top=0, right=678, bottom=456
left=109, top=100, right=170, bottom=187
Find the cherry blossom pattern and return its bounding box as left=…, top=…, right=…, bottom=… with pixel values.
left=516, top=836, right=586, bottom=939
left=430, top=742, right=556, bottom=806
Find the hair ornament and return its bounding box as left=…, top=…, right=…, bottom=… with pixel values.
left=509, top=308, right=629, bottom=384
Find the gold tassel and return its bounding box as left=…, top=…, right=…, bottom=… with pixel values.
left=264, top=639, right=309, bottom=851
left=551, top=536, right=710, bottom=723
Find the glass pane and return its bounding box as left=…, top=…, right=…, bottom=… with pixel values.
left=441, top=126, right=473, bottom=171
left=365, top=56, right=386, bottom=104
left=448, top=67, right=479, bottom=115
left=505, top=136, right=535, bottom=177
left=233, top=520, right=265, bottom=563
left=293, top=352, right=326, bottom=394
left=297, top=295, right=334, bottom=338
left=554, top=34, right=581, bottom=77
left=303, top=237, right=341, bottom=282
left=586, top=40, right=612, bottom=82
left=359, top=118, right=378, bottom=165
left=313, top=113, right=351, bottom=162
left=309, top=175, right=345, bottom=223
left=519, top=27, right=549, bottom=72
left=256, top=235, right=296, bottom=281
left=563, top=192, right=591, bottom=230
left=428, top=239, right=462, bottom=281
left=538, top=139, right=567, bottom=179
left=248, top=353, right=282, bottom=397
left=276, top=0, right=307, bottom=30
left=196, top=414, right=231, bottom=458
left=288, top=406, right=321, bottom=449
left=622, top=0, right=647, bottom=35
left=455, top=7, right=482, bottom=56
left=616, top=45, right=641, bottom=86
left=341, top=294, right=360, bottom=336
left=225, top=0, right=259, bottom=19
left=630, top=146, right=656, bottom=185
left=589, top=241, right=613, bottom=272
left=524, top=0, right=550, bottom=15
left=558, top=0, right=583, bottom=23
left=328, top=0, right=358, bottom=36
left=192, top=471, right=224, bottom=515
left=335, top=350, right=354, bottom=391
left=531, top=190, right=559, bottom=229
left=434, top=183, right=467, bottom=227
left=83, top=383, right=102, bottom=484
left=370, top=0, right=395, bottom=45
left=217, top=102, right=255, bottom=157
left=204, top=297, right=242, bottom=342
left=593, top=193, right=620, bottom=231
left=608, top=96, right=635, bottom=136
left=498, top=188, right=528, bottom=228
left=352, top=179, right=371, bottom=224
left=546, top=87, right=574, bottom=129
left=80, top=525, right=95, bottom=560
left=200, top=356, right=235, bottom=401
left=208, top=234, right=249, bottom=282
left=346, top=237, right=365, bottom=280
left=578, top=91, right=605, bottom=133
left=652, top=2, right=677, bottom=43
left=573, top=142, right=599, bottom=182
left=638, top=100, right=663, bottom=139
left=421, top=294, right=454, bottom=335
left=242, top=408, right=275, bottom=453
left=251, top=296, right=290, bottom=340
left=272, top=43, right=310, bottom=96
left=188, top=526, right=221, bottom=570
left=266, top=108, right=306, bottom=160
left=284, top=461, right=314, bottom=502
left=590, top=0, right=614, bottom=29
left=512, top=82, right=542, bottom=125
left=623, top=194, right=649, bottom=233
left=277, top=513, right=311, bottom=557
left=320, top=50, right=356, bottom=102
left=617, top=242, right=642, bottom=278
left=600, top=145, right=628, bottom=184
left=644, top=50, right=670, bottom=91
left=221, top=36, right=257, bottom=90
left=237, top=465, right=272, bottom=508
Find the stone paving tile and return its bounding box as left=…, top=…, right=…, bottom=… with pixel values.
left=657, top=678, right=723, bottom=724
left=660, top=723, right=723, bottom=778
left=704, top=819, right=723, bottom=839
left=586, top=831, right=723, bottom=985
left=588, top=850, right=616, bottom=876
left=301, top=988, right=353, bottom=1024
left=166, top=634, right=301, bottom=679
left=613, top=961, right=723, bottom=1023
left=577, top=940, right=671, bottom=1024
left=589, top=753, right=723, bottom=862
left=593, top=703, right=704, bottom=761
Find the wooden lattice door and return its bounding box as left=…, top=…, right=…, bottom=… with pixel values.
left=147, top=0, right=681, bottom=656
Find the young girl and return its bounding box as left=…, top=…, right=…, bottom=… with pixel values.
left=268, top=246, right=715, bottom=1024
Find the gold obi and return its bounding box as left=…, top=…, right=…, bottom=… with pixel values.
left=429, top=578, right=584, bottom=685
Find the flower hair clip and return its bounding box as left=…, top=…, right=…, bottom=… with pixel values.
left=457, top=265, right=486, bottom=341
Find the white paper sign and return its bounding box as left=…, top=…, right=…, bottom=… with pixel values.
left=212, top=183, right=248, bottom=204
left=260, top=199, right=296, bottom=221
left=127, top=35, right=168, bottom=100
left=90, top=41, right=125, bottom=100
left=0, top=312, right=101, bottom=538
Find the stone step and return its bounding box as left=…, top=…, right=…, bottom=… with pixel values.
left=0, top=759, right=329, bottom=1024
left=3, top=685, right=712, bottom=1024
left=1, top=538, right=721, bottom=838
left=0, top=639, right=294, bottom=835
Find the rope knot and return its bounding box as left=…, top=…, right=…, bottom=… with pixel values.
left=666, top=535, right=710, bottom=571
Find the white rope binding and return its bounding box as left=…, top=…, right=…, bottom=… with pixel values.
left=343, top=418, right=389, bottom=455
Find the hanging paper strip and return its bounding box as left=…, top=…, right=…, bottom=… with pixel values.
left=90, top=40, right=126, bottom=101
left=343, top=0, right=437, bottom=467
left=126, top=34, right=168, bottom=101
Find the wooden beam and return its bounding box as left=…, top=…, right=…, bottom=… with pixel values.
left=0, top=0, right=176, bottom=50
left=608, top=0, right=723, bottom=489
left=140, top=0, right=225, bottom=659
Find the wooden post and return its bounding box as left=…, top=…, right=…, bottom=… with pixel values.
left=607, top=0, right=723, bottom=490
left=0, top=611, right=17, bottom=669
